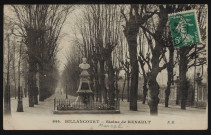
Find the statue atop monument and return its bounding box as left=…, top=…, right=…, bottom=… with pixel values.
left=79, top=57, right=90, bottom=77
left=79, top=57, right=90, bottom=70
left=75, top=57, right=93, bottom=104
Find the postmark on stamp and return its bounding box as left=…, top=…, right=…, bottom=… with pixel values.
left=168, top=10, right=201, bottom=48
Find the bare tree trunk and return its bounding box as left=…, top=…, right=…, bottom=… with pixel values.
left=39, top=64, right=48, bottom=101
left=127, top=73, right=130, bottom=102
left=95, top=78, right=100, bottom=102
left=147, top=41, right=164, bottom=115
left=4, top=35, right=11, bottom=115
left=165, top=81, right=171, bottom=107
left=138, top=57, right=148, bottom=104
left=176, top=82, right=180, bottom=105
left=122, top=73, right=126, bottom=101
left=12, top=44, right=17, bottom=99
left=115, top=70, right=120, bottom=101
left=33, top=64, right=38, bottom=105
left=165, top=47, right=174, bottom=107
left=146, top=5, right=168, bottom=115
left=34, top=86, right=38, bottom=104
left=142, top=80, right=148, bottom=104
left=107, top=56, right=115, bottom=105
left=99, top=60, right=106, bottom=103
left=17, top=41, right=23, bottom=112
left=128, top=37, right=139, bottom=111
left=4, top=85, right=11, bottom=115
left=22, top=59, right=28, bottom=98
left=32, top=67, right=38, bottom=104
left=93, top=62, right=100, bottom=102
left=14, top=81, right=17, bottom=99
left=122, top=5, right=140, bottom=111
left=148, top=75, right=160, bottom=115
left=28, top=56, right=36, bottom=107
left=179, top=47, right=188, bottom=110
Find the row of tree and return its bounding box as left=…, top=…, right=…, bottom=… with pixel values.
left=4, top=5, right=74, bottom=114
left=62, top=5, right=125, bottom=105
left=62, top=4, right=207, bottom=115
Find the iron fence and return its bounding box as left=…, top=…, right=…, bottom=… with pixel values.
left=54, top=98, right=120, bottom=111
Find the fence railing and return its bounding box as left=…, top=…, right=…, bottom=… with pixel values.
left=54, top=98, right=120, bottom=111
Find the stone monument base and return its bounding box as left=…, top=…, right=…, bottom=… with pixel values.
left=75, top=94, right=94, bottom=103
left=73, top=93, right=94, bottom=109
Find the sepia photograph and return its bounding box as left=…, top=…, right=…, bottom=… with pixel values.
left=3, top=4, right=208, bottom=130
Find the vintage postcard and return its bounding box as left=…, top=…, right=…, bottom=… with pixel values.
left=3, top=4, right=208, bottom=130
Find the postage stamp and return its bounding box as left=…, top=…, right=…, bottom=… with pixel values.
left=168, top=10, right=201, bottom=48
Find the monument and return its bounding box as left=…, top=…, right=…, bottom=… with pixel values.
left=53, top=57, right=120, bottom=114
left=75, top=57, right=93, bottom=105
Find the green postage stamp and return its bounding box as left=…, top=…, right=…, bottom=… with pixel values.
left=168, top=10, right=201, bottom=48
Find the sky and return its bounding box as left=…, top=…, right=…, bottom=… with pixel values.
left=55, top=6, right=84, bottom=72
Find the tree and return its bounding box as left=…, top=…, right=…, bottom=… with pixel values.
left=37, top=5, right=74, bottom=101
left=11, top=41, right=17, bottom=99
left=121, top=4, right=156, bottom=111
left=11, top=5, right=74, bottom=106
left=4, top=18, right=14, bottom=115
left=12, top=5, right=43, bottom=106
left=121, top=58, right=131, bottom=102
left=70, top=5, right=123, bottom=104
left=164, top=45, right=175, bottom=107
left=17, top=40, right=24, bottom=112
left=138, top=5, right=178, bottom=115
left=138, top=4, right=207, bottom=112
left=137, top=28, right=150, bottom=104
left=62, top=47, right=81, bottom=96
left=177, top=5, right=207, bottom=110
